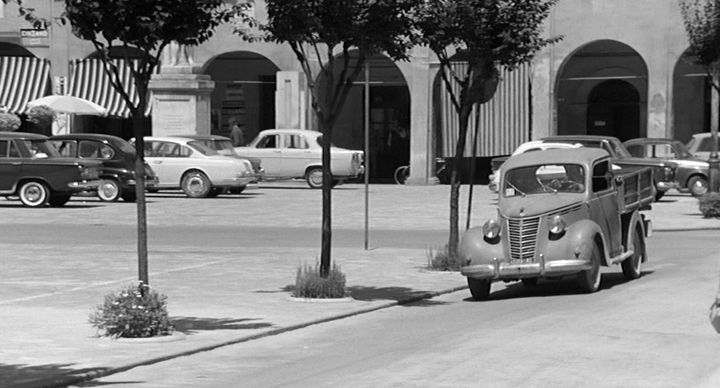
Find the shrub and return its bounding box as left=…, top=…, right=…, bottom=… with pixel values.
left=89, top=283, right=174, bottom=338
left=699, top=192, right=720, bottom=218
left=293, top=262, right=347, bottom=299
left=0, top=112, right=21, bottom=132
left=427, top=244, right=461, bottom=271
left=27, top=105, right=56, bottom=133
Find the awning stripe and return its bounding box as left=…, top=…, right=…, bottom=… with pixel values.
left=0, top=56, right=51, bottom=114
left=438, top=62, right=531, bottom=158
left=68, top=58, right=151, bottom=118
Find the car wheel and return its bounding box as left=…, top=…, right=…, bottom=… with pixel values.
left=688, top=176, right=709, bottom=197
left=621, top=226, right=645, bottom=280
left=181, top=171, right=212, bottom=198
left=97, top=179, right=121, bottom=202
left=467, top=278, right=491, bottom=301
left=577, top=243, right=602, bottom=293
left=48, top=194, right=71, bottom=207
left=147, top=188, right=159, bottom=194
left=521, top=278, right=538, bottom=287
left=229, top=185, right=246, bottom=194
left=306, top=167, right=324, bottom=189
left=121, top=192, right=137, bottom=202
left=18, top=181, right=50, bottom=208
left=394, top=166, right=410, bottom=184
left=207, top=187, right=222, bottom=198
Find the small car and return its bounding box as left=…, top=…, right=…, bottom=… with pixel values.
left=686, top=132, right=718, bottom=161
left=51, top=133, right=159, bottom=202
left=624, top=137, right=709, bottom=197
left=173, top=134, right=264, bottom=185
left=131, top=136, right=255, bottom=198
left=235, top=129, right=364, bottom=188
left=0, top=132, right=102, bottom=207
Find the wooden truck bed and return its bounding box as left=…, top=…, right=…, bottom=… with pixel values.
left=615, top=166, right=655, bottom=212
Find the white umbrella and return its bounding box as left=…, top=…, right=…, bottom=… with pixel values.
left=27, top=95, right=107, bottom=116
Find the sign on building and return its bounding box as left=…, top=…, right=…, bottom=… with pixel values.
left=20, top=28, right=49, bottom=47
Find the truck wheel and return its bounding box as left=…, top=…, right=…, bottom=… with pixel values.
left=181, top=171, right=211, bottom=198
left=577, top=244, right=602, bottom=293
left=98, top=179, right=121, bottom=202
left=306, top=167, right=324, bottom=188
left=18, top=181, right=49, bottom=208
left=48, top=194, right=71, bottom=207
left=622, top=227, right=645, bottom=280
left=467, top=278, right=491, bottom=301
left=688, top=176, right=709, bottom=197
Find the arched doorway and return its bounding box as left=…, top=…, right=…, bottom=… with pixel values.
left=556, top=40, right=648, bottom=140
left=321, top=53, right=410, bottom=183
left=203, top=52, right=279, bottom=144
left=673, top=49, right=710, bottom=143
left=586, top=79, right=640, bottom=141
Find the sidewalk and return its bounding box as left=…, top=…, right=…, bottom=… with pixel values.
left=1, top=185, right=718, bottom=388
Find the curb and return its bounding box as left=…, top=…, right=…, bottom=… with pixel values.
left=28, top=285, right=468, bottom=388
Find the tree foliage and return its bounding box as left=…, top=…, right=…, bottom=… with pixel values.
left=241, top=0, right=420, bottom=276
left=415, top=0, right=560, bottom=259
left=27, top=105, right=56, bottom=134
left=0, top=112, right=22, bottom=132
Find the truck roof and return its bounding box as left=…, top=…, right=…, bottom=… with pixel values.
left=503, top=148, right=610, bottom=170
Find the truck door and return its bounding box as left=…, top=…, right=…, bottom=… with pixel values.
left=588, top=160, right=623, bottom=257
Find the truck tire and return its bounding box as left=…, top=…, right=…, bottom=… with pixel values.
left=181, top=171, right=211, bottom=198
left=622, top=226, right=645, bottom=280
left=577, top=243, right=602, bottom=293
left=18, top=181, right=49, bottom=208
left=467, top=278, right=491, bottom=301
left=688, top=175, right=709, bottom=197
left=48, top=194, right=71, bottom=207
left=98, top=179, right=121, bottom=202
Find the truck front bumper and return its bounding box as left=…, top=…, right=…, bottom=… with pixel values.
left=461, top=256, right=592, bottom=280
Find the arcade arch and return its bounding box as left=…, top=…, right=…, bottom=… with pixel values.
left=672, top=49, right=710, bottom=143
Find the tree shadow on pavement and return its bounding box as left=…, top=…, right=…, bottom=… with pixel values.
left=171, top=317, right=273, bottom=334
left=347, top=286, right=449, bottom=306
left=0, top=363, right=109, bottom=388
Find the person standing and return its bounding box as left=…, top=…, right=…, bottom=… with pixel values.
left=229, top=118, right=245, bottom=147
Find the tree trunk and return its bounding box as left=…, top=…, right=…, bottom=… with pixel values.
left=132, top=109, right=149, bottom=294
left=320, top=118, right=332, bottom=277
left=448, top=103, right=473, bottom=260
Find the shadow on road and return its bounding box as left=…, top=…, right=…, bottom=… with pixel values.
left=171, top=316, right=273, bottom=334
left=348, top=285, right=449, bottom=306
left=0, top=362, right=109, bottom=388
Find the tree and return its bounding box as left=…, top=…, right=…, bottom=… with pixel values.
left=27, top=105, right=56, bottom=135
left=680, top=0, right=720, bottom=193
left=416, top=0, right=560, bottom=261
left=0, top=112, right=22, bottom=131
left=59, top=0, right=242, bottom=293
left=238, top=0, right=420, bottom=277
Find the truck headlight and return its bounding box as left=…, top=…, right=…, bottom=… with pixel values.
left=549, top=215, right=566, bottom=235
left=482, top=219, right=501, bottom=239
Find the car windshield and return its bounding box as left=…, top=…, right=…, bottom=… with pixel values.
left=22, top=139, right=60, bottom=158
left=504, top=163, right=586, bottom=197
left=187, top=141, right=220, bottom=156
left=206, top=139, right=238, bottom=156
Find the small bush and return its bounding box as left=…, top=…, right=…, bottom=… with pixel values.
left=699, top=192, right=720, bottom=218
left=27, top=105, right=56, bottom=133
left=0, top=112, right=21, bottom=132
left=427, top=244, right=461, bottom=271
left=89, top=283, right=174, bottom=338
left=293, top=262, right=347, bottom=299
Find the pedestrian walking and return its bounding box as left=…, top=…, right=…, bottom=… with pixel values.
left=229, top=118, right=245, bottom=147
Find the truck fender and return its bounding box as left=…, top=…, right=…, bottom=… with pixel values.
left=458, top=227, right=504, bottom=266
left=622, top=210, right=647, bottom=263
left=545, top=219, right=610, bottom=266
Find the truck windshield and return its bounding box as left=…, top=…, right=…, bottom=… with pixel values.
left=504, top=164, right=586, bottom=197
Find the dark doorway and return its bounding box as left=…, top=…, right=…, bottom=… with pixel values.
left=586, top=79, right=640, bottom=141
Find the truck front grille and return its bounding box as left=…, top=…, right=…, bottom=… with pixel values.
left=507, top=217, right=540, bottom=262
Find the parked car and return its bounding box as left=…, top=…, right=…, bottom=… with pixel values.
left=488, top=140, right=582, bottom=192
left=459, top=148, right=653, bottom=300
left=0, top=132, right=102, bottom=207
left=624, top=137, right=709, bottom=197
left=542, top=135, right=678, bottom=200
left=686, top=132, right=718, bottom=161
left=50, top=133, right=159, bottom=202
left=130, top=136, right=255, bottom=198
left=234, top=129, right=364, bottom=188
left=173, top=134, right=264, bottom=184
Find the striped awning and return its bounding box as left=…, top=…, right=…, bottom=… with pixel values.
left=438, top=62, right=531, bottom=158
left=0, top=56, right=51, bottom=114
left=68, top=58, right=149, bottom=118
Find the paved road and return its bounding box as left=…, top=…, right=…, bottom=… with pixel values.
left=77, top=230, right=720, bottom=388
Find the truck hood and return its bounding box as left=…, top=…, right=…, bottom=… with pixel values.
left=500, top=194, right=584, bottom=218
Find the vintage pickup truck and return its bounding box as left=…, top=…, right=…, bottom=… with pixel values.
left=459, top=148, right=654, bottom=300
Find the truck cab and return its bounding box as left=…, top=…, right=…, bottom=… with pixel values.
left=459, top=148, right=654, bottom=300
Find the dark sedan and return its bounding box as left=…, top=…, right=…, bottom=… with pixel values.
left=50, top=133, right=158, bottom=202
left=624, top=137, right=709, bottom=197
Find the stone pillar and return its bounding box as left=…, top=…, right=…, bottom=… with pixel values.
left=275, top=71, right=307, bottom=129
left=148, top=43, right=214, bottom=136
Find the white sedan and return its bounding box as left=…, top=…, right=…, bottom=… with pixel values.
left=130, top=136, right=255, bottom=198
left=235, top=129, right=364, bottom=188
